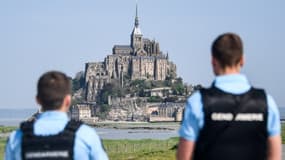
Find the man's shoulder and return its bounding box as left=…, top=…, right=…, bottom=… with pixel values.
left=76, top=123, right=99, bottom=139
left=77, top=123, right=95, bottom=132
left=188, top=89, right=202, bottom=100
left=265, top=94, right=279, bottom=111
left=187, top=90, right=202, bottom=102
left=250, top=89, right=278, bottom=109
left=9, top=128, right=22, bottom=139
left=75, top=123, right=103, bottom=149
left=6, top=128, right=22, bottom=148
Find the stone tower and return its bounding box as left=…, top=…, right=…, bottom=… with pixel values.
left=130, top=4, right=144, bottom=54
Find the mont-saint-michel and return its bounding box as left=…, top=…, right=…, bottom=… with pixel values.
left=70, top=6, right=200, bottom=123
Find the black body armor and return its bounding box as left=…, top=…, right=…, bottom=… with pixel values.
left=193, top=86, right=268, bottom=160
left=21, top=120, right=82, bottom=160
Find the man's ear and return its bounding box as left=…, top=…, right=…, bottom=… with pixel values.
left=211, top=56, right=218, bottom=67
left=36, top=96, right=42, bottom=106
left=63, top=95, right=71, bottom=109
left=211, top=56, right=223, bottom=75
left=240, top=56, right=245, bottom=67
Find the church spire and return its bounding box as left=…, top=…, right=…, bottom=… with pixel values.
left=135, top=3, right=139, bottom=27
left=131, top=1, right=143, bottom=52
left=131, top=2, right=142, bottom=36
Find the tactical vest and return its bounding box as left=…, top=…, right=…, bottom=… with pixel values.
left=193, top=86, right=268, bottom=160
left=21, top=120, right=82, bottom=160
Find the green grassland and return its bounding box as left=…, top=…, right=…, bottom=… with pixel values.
left=282, top=123, right=285, bottom=144
left=0, top=125, right=178, bottom=160
left=0, top=136, right=177, bottom=160
left=103, top=138, right=178, bottom=160
left=0, top=124, right=284, bottom=160
left=0, top=126, right=17, bottom=134
left=0, top=138, right=6, bottom=160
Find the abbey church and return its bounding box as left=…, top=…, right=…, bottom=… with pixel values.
left=84, top=5, right=177, bottom=102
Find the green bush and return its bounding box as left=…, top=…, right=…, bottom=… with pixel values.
left=147, top=96, right=163, bottom=102
left=0, top=126, right=17, bottom=134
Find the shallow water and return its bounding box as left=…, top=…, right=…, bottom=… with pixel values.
left=96, top=128, right=178, bottom=140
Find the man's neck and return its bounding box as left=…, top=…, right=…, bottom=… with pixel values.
left=216, top=66, right=241, bottom=76
left=42, top=107, right=68, bottom=113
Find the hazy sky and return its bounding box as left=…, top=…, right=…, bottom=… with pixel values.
left=0, top=0, right=284, bottom=109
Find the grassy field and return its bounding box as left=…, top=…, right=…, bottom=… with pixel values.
left=0, top=124, right=284, bottom=160
left=0, top=126, right=17, bottom=134
left=0, top=136, right=177, bottom=160
left=103, top=138, right=178, bottom=160
left=0, top=138, right=6, bottom=160
left=0, top=126, right=17, bottom=160
left=0, top=125, right=178, bottom=160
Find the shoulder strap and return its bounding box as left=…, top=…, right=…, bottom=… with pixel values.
left=62, top=120, right=82, bottom=134
left=249, top=87, right=266, bottom=102
left=20, top=121, right=34, bottom=136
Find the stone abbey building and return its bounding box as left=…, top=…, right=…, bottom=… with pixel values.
left=85, top=5, right=177, bottom=102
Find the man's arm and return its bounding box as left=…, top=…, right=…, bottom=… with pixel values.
left=4, top=130, right=22, bottom=160
left=177, top=91, right=203, bottom=160
left=267, top=135, right=282, bottom=160
left=5, top=137, right=13, bottom=160
left=266, top=94, right=281, bottom=160
left=76, top=125, right=108, bottom=160
left=177, top=138, right=195, bottom=160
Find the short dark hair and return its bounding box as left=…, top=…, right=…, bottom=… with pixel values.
left=37, top=71, right=71, bottom=110
left=211, top=33, right=243, bottom=68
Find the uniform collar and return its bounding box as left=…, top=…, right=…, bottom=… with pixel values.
left=213, top=73, right=251, bottom=94
left=37, top=111, right=69, bottom=121
left=214, top=73, right=249, bottom=85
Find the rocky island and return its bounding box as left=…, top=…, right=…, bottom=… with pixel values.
left=70, top=5, right=201, bottom=123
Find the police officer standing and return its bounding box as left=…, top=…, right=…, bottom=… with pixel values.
left=177, top=33, right=281, bottom=160
left=5, top=71, right=108, bottom=160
